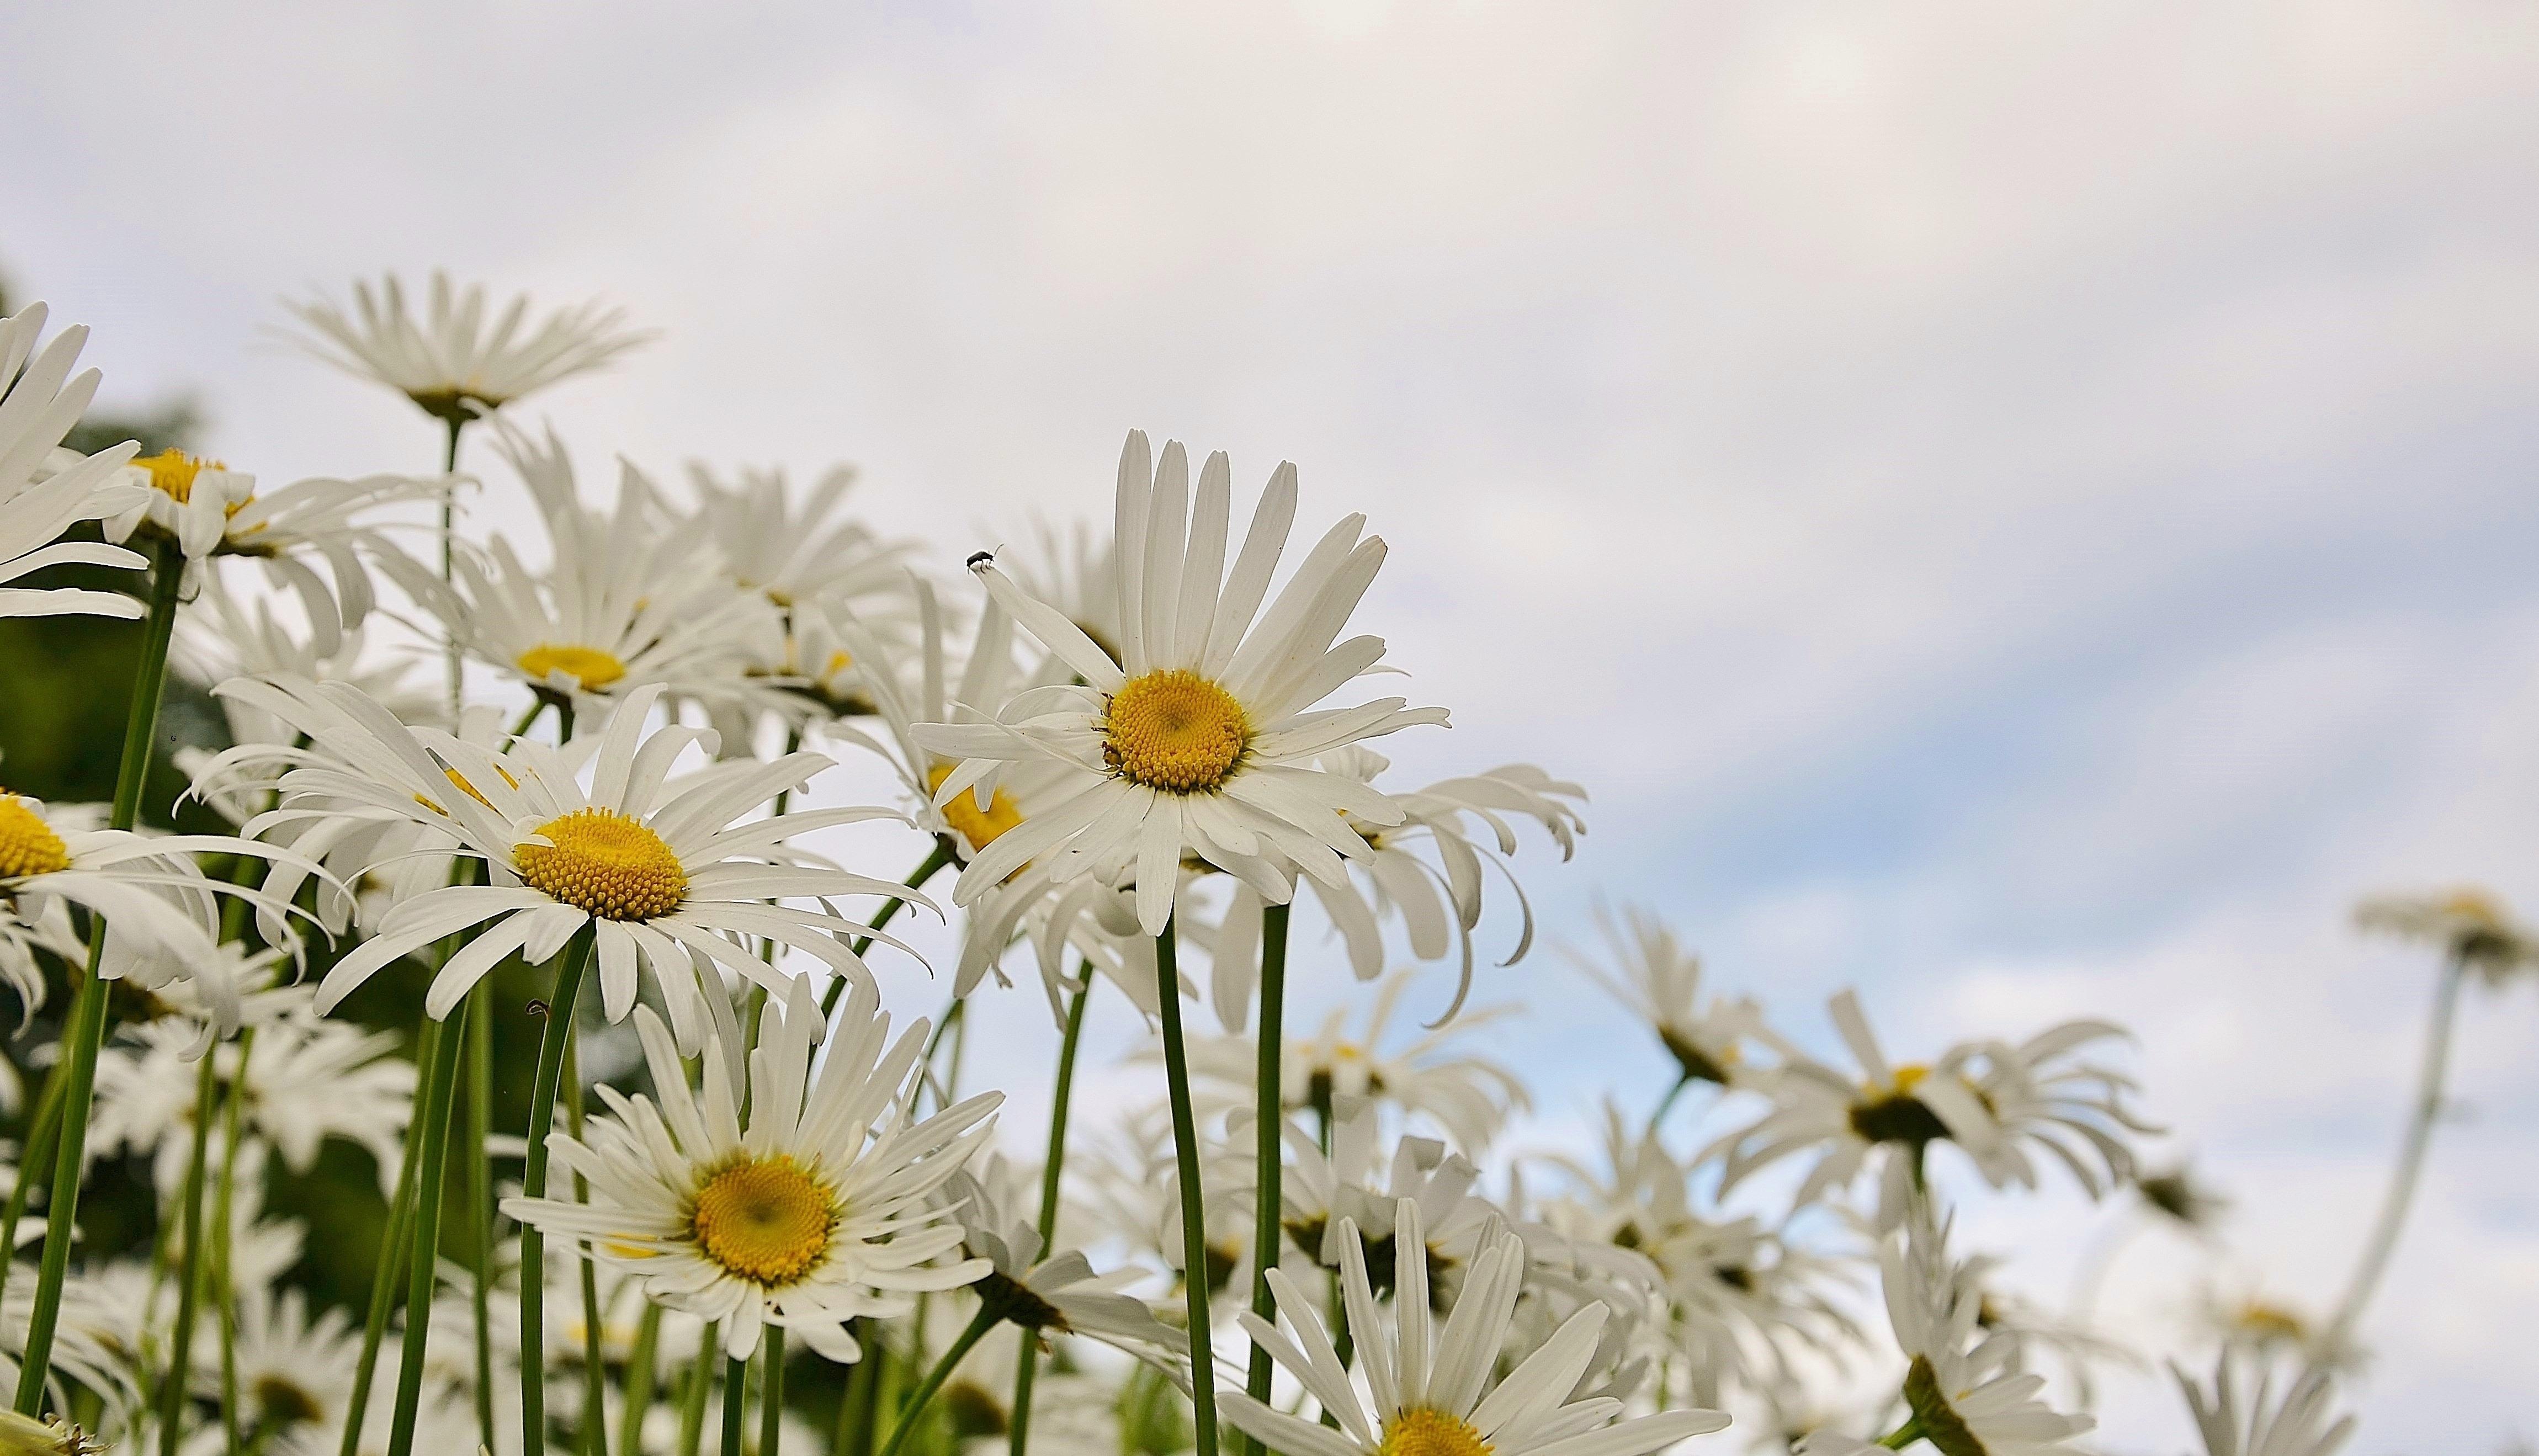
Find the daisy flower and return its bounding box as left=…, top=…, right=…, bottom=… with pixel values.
left=198, top=1287, right=364, bottom=1455
left=100, top=450, right=447, bottom=655
left=1218, top=1198, right=1729, bottom=1456
left=2356, top=886, right=2539, bottom=984
left=941, top=1155, right=1187, bottom=1362
left=281, top=270, right=654, bottom=423
left=1566, top=902, right=1760, bottom=1091
left=177, top=575, right=439, bottom=745
left=381, top=426, right=777, bottom=711
left=684, top=460, right=916, bottom=616
left=2173, top=1357, right=2355, bottom=1456
left=0, top=302, right=147, bottom=621
left=917, top=430, right=1449, bottom=937
left=501, top=974, right=1002, bottom=1361
left=1272, top=1098, right=1500, bottom=1294
left=1209, top=748, right=1586, bottom=1031
left=219, top=678, right=922, bottom=1044
left=2136, top=1161, right=2229, bottom=1231
left=0, top=1414, right=103, bottom=1456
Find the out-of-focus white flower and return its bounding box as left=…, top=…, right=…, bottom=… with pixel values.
left=1567, top=901, right=1760, bottom=1090
left=0, top=302, right=146, bottom=621
left=2173, top=1356, right=2355, bottom=1456
left=942, top=1154, right=1187, bottom=1362
left=2195, top=1288, right=2356, bottom=1374
left=1208, top=747, right=1585, bottom=1030
left=177, top=577, right=438, bottom=747
left=215, top=678, right=921, bottom=1045
left=502, top=976, right=1001, bottom=1362
left=194, top=1288, right=364, bottom=1455
left=2356, top=887, right=2539, bottom=985
left=1218, top=1199, right=1729, bottom=1456
left=684, top=461, right=916, bottom=617
left=281, top=271, right=653, bottom=421
left=919, top=431, right=1448, bottom=937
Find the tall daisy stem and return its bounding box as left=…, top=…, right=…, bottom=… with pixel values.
left=341, top=1028, right=432, bottom=1456
left=386, top=999, right=474, bottom=1456
left=439, top=413, right=466, bottom=721
left=14, top=535, right=184, bottom=1415
left=1152, top=917, right=1220, bottom=1456
left=467, top=977, right=499, bottom=1449
left=566, top=1037, right=608, bottom=1456
left=718, top=1357, right=748, bottom=1456
left=1242, top=905, right=1291, bottom=1441
left=757, top=1329, right=787, bottom=1456
left=214, top=1029, right=256, bottom=1456
left=0, top=1064, right=66, bottom=1308
left=820, top=842, right=955, bottom=1017
left=876, top=1306, right=999, bottom=1456
left=157, top=1049, right=221, bottom=1455
left=677, top=1324, right=720, bottom=1456
left=2328, top=952, right=2468, bottom=1348
left=1008, top=975, right=1093, bottom=1456
left=618, top=1304, right=663, bottom=1456
left=520, top=930, right=597, bottom=1456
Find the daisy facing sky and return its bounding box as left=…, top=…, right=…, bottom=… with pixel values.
left=282, top=270, right=655, bottom=424
left=916, top=429, right=1449, bottom=937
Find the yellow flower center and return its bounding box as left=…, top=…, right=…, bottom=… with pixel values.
left=0, top=795, right=70, bottom=880
left=1378, top=1409, right=1491, bottom=1456
left=925, top=763, right=1024, bottom=853
left=513, top=809, right=687, bottom=921
left=690, top=1155, right=837, bottom=1287
left=130, top=450, right=225, bottom=504
left=2439, top=889, right=2504, bottom=926
left=517, top=644, right=628, bottom=692
left=2233, top=1300, right=2310, bottom=1342
left=1889, top=1062, right=1929, bottom=1093
left=1102, top=669, right=1247, bottom=793
left=416, top=766, right=511, bottom=817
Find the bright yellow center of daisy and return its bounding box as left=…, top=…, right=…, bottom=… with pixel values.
left=0, top=795, right=70, bottom=880
left=513, top=809, right=686, bottom=921
left=130, top=449, right=225, bottom=503
left=1378, top=1409, right=1491, bottom=1456
left=1102, top=669, right=1247, bottom=792
left=690, top=1155, right=837, bottom=1287
left=925, top=763, right=1024, bottom=852
left=517, top=644, right=628, bottom=691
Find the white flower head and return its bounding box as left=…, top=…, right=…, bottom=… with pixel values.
left=282, top=270, right=654, bottom=421
left=502, top=974, right=1003, bottom=1362
left=1874, top=1203, right=2094, bottom=1456
left=2173, top=1357, right=2355, bottom=1456
left=2356, top=886, right=2539, bottom=985
left=941, top=1153, right=1188, bottom=1363
left=1566, top=902, right=1759, bottom=1090
left=917, top=429, right=1449, bottom=936
left=0, top=302, right=146, bottom=621
left=1219, top=1198, right=1729, bottom=1456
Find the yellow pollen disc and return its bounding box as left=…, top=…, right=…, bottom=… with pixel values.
left=1378, top=1409, right=1492, bottom=1456
left=0, top=795, right=70, bottom=880
left=690, top=1155, right=837, bottom=1287
left=2440, top=889, right=2504, bottom=924
left=821, top=649, right=853, bottom=678
left=517, top=644, right=628, bottom=691
left=926, top=763, right=1024, bottom=853
left=130, top=449, right=224, bottom=503
left=513, top=809, right=687, bottom=921
left=1889, top=1062, right=1930, bottom=1094
left=1102, top=669, right=1247, bottom=793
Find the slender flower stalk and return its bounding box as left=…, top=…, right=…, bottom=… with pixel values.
left=385, top=1000, right=472, bottom=1456
left=566, top=1037, right=607, bottom=1456
left=339, top=1031, right=429, bottom=1456
left=0, top=1066, right=67, bottom=1308
left=519, top=932, right=596, bottom=1456
left=678, top=1323, right=720, bottom=1456
left=820, top=841, right=954, bottom=1017
left=214, top=1028, right=256, bottom=1456
left=1242, top=905, right=1290, bottom=1440
left=2327, top=953, right=2467, bottom=1348
left=1152, top=917, right=1221, bottom=1456
left=14, top=535, right=184, bottom=1416
left=757, top=1329, right=787, bottom=1456
left=619, top=1304, right=665, bottom=1456
left=1007, top=977, right=1093, bottom=1456
left=157, top=1050, right=221, bottom=1456
left=719, top=1357, right=747, bottom=1456
left=878, top=1307, right=999, bottom=1456
left=466, top=979, right=498, bottom=1449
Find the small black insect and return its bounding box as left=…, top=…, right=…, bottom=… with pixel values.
left=966, top=550, right=995, bottom=570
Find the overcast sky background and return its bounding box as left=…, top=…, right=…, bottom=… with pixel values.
left=8, top=2, right=2539, bottom=1449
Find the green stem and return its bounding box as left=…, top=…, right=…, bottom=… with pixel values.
left=1152, top=918, right=1220, bottom=1456
left=1007, top=976, right=1093, bottom=1456
left=832, top=1327, right=878, bottom=1456
left=1243, top=906, right=1289, bottom=1437
left=1645, top=1075, right=1692, bottom=1140
left=757, top=1329, right=785, bottom=1456
left=215, top=1030, right=255, bottom=1456
left=819, top=843, right=955, bottom=1017
left=440, top=412, right=465, bottom=722
left=719, top=1358, right=748, bottom=1456
left=567, top=1034, right=607, bottom=1456
left=14, top=536, right=183, bottom=1415
left=521, top=932, right=596, bottom=1456
left=1878, top=1415, right=1926, bottom=1449
left=385, top=1004, right=472, bottom=1456
left=2328, top=952, right=2468, bottom=1348
left=677, top=1325, right=720, bottom=1456
left=157, top=1050, right=221, bottom=1455
left=341, top=1028, right=432, bottom=1456
left=877, top=1307, right=997, bottom=1456
left=0, top=1062, right=68, bottom=1310
left=618, top=1304, right=663, bottom=1456
left=468, top=977, right=498, bottom=1450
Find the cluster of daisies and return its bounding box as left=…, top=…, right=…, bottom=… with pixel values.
left=4, top=274, right=2510, bottom=1456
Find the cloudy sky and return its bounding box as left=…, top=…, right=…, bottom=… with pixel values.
left=9, top=2, right=2538, bottom=1448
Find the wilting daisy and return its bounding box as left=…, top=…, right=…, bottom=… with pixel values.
left=282, top=270, right=654, bottom=423
left=219, top=678, right=921, bottom=1044
left=503, top=975, right=1001, bottom=1360
left=381, top=427, right=776, bottom=710
left=1218, top=1199, right=1729, bottom=1456
left=2173, top=1357, right=2355, bottom=1456
left=941, top=1156, right=1186, bottom=1362
left=1568, top=901, right=1760, bottom=1091
left=2356, top=886, right=2539, bottom=984
left=918, top=431, right=1449, bottom=936
left=100, top=450, right=446, bottom=655
left=0, top=302, right=147, bottom=621
left=1208, top=748, right=1585, bottom=1030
